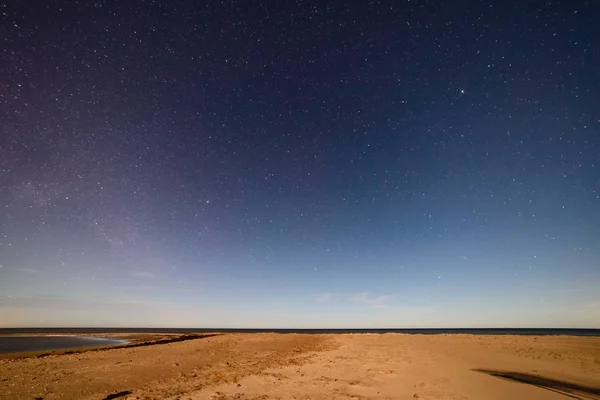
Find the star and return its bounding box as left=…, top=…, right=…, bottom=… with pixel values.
left=0, top=0, right=597, bottom=329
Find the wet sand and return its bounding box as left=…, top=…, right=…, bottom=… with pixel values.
left=0, top=333, right=598, bottom=400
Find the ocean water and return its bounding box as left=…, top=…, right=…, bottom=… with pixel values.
left=0, top=336, right=129, bottom=355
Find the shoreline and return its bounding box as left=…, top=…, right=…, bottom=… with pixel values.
left=2, top=327, right=599, bottom=335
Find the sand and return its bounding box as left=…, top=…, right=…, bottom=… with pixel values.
left=0, top=333, right=599, bottom=400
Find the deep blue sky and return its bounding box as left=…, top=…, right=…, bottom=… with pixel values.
left=1, top=0, right=598, bottom=328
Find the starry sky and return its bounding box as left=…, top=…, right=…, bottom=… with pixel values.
left=1, top=0, right=599, bottom=328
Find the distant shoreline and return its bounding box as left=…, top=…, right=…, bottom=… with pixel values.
left=1, top=328, right=599, bottom=336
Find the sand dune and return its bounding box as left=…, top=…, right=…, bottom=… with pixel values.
left=0, top=333, right=598, bottom=400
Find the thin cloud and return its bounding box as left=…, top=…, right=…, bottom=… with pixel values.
left=373, top=303, right=392, bottom=310
left=350, top=292, right=394, bottom=306
left=314, top=292, right=334, bottom=303
left=130, top=270, right=158, bottom=280
left=0, top=267, right=41, bottom=274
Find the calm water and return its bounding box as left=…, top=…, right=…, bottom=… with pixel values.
left=0, top=336, right=129, bottom=355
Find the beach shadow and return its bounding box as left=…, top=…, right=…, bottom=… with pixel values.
left=474, top=369, right=600, bottom=400
left=102, top=390, right=132, bottom=400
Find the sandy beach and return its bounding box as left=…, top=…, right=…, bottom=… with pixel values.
left=0, top=333, right=598, bottom=400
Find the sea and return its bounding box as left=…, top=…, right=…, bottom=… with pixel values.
left=0, top=328, right=598, bottom=355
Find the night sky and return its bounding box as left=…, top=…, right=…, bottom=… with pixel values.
left=1, top=0, right=599, bottom=328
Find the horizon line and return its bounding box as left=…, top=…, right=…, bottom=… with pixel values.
left=1, top=327, right=598, bottom=331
